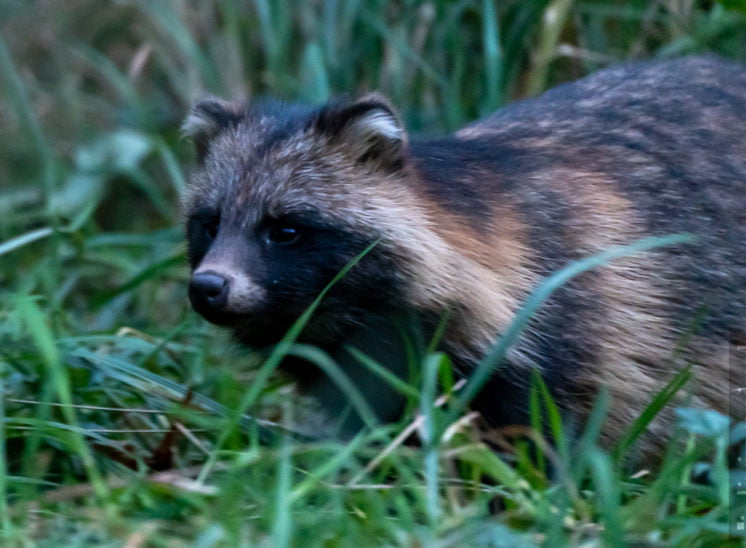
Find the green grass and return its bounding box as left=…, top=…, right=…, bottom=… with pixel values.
left=1, top=0, right=745, bottom=545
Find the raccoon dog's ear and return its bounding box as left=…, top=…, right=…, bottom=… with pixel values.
left=314, top=93, right=408, bottom=172
left=182, top=98, right=243, bottom=162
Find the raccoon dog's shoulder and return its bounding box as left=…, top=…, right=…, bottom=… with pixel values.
left=183, top=55, right=746, bottom=451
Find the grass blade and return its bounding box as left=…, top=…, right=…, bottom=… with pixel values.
left=421, top=353, right=444, bottom=526
left=0, top=228, right=54, bottom=257
left=612, top=365, right=693, bottom=461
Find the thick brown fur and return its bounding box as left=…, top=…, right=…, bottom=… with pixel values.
left=183, top=56, right=746, bottom=454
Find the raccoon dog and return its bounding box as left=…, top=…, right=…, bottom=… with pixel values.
left=183, top=55, right=746, bottom=452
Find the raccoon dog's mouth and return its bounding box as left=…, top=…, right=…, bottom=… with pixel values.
left=190, top=304, right=244, bottom=328
left=190, top=305, right=290, bottom=347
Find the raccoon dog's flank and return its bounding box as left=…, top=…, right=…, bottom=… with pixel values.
left=183, top=55, right=746, bottom=450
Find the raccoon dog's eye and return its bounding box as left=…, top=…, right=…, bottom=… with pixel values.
left=267, top=225, right=302, bottom=246
left=204, top=217, right=220, bottom=240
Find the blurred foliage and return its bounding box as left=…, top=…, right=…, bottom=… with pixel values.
left=0, top=0, right=745, bottom=544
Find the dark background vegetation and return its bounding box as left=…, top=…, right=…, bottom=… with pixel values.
left=1, top=0, right=745, bottom=545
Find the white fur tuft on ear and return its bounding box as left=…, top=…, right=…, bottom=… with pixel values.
left=182, top=109, right=221, bottom=141
left=315, top=94, right=408, bottom=170
left=350, top=108, right=406, bottom=144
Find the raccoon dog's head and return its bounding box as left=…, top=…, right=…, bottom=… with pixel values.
left=182, top=94, right=416, bottom=348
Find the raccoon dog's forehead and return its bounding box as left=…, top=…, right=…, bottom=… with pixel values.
left=240, top=100, right=320, bottom=145
left=219, top=116, right=349, bottom=212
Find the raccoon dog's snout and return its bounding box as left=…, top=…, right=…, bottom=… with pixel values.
left=187, top=258, right=268, bottom=327
left=189, top=271, right=230, bottom=313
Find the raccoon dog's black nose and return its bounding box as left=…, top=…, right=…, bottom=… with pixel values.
left=189, top=272, right=229, bottom=310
